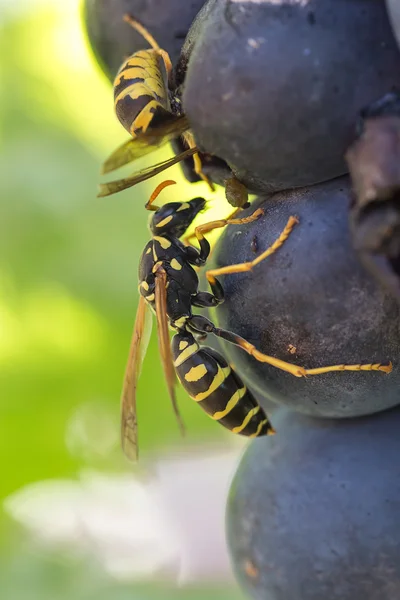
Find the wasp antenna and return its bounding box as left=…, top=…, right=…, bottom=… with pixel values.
left=145, top=180, right=176, bottom=211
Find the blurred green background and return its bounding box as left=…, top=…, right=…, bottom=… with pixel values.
left=0, top=1, right=244, bottom=598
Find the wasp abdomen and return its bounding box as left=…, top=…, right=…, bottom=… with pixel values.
left=113, top=50, right=170, bottom=136
left=172, top=333, right=272, bottom=437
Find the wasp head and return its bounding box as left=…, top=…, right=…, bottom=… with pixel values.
left=150, top=197, right=206, bottom=238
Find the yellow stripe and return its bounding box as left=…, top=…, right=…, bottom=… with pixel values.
left=145, top=76, right=166, bottom=95
left=173, top=316, right=187, bottom=329
left=179, top=340, right=189, bottom=350
left=156, top=215, right=173, bottom=228
left=125, top=51, right=158, bottom=68
left=232, top=406, right=260, bottom=434
left=133, top=52, right=163, bottom=74
left=114, top=49, right=166, bottom=96
left=132, top=102, right=161, bottom=133
left=114, top=67, right=145, bottom=85
left=114, top=83, right=150, bottom=104
left=249, top=419, right=268, bottom=438
left=212, top=387, right=246, bottom=420
left=152, top=261, right=162, bottom=274
left=115, top=82, right=166, bottom=108
left=116, top=64, right=164, bottom=84
left=170, top=258, right=182, bottom=271
left=174, top=342, right=198, bottom=367
left=193, top=366, right=231, bottom=402
left=117, top=58, right=134, bottom=70
left=141, top=281, right=149, bottom=291
left=177, top=202, right=191, bottom=212
left=184, top=363, right=207, bottom=382
left=146, top=293, right=155, bottom=302
left=135, top=50, right=158, bottom=61
left=153, top=236, right=171, bottom=249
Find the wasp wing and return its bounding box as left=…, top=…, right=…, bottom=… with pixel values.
left=154, top=267, right=185, bottom=436
left=120, top=294, right=153, bottom=462
left=101, top=116, right=191, bottom=174
left=97, top=147, right=197, bottom=198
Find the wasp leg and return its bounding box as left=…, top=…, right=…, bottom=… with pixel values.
left=182, top=131, right=215, bottom=191
left=190, top=207, right=265, bottom=290
left=191, top=291, right=222, bottom=308
left=123, top=14, right=174, bottom=85
left=182, top=244, right=208, bottom=267
left=182, top=248, right=224, bottom=305
left=183, top=230, right=211, bottom=264
left=201, top=276, right=224, bottom=303
left=187, top=315, right=307, bottom=377
left=194, top=207, right=264, bottom=240
left=123, top=14, right=162, bottom=50
left=192, top=206, right=264, bottom=255
left=193, top=152, right=215, bottom=191
left=205, top=215, right=298, bottom=286
left=187, top=315, right=392, bottom=376
left=182, top=206, right=253, bottom=247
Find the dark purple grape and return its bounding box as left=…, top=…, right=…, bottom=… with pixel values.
left=227, top=406, right=400, bottom=600
left=183, top=0, right=400, bottom=193
left=387, top=0, right=400, bottom=49
left=205, top=176, right=399, bottom=418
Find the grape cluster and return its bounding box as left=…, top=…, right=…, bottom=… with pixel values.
left=85, top=1, right=400, bottom=598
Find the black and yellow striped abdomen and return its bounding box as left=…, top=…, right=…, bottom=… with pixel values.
left=172, top=332, right=273, bottom=438
left=113, top=49, right=171, bottom=136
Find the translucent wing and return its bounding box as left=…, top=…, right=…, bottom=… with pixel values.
left=154, top=267, right=185, bottom=436
left=120, top=294, right=153, bottom=462
left=101, top=116, right=191, bottom=174
left=97, top=147, right=197, bottom=198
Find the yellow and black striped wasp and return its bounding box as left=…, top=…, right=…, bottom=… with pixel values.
left=120, top=180, right=392, bottom=461
left=97, top=14, right=221, bottom=200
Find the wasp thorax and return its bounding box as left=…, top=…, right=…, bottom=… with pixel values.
left=150, top=197, right=206, bottom=237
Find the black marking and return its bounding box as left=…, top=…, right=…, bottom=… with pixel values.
left=145, top=105, right=177, bottom=129
left=114, top=76, right=144, bottom=100
left=115, top=94, right=156, bottom=132
left=118, top=61, right=146, bottom=74
left=251, top=236, right=259, bottom=254
left=307, top=11, right=316, bottom=25
left=174, top=31, right=187, bottom=39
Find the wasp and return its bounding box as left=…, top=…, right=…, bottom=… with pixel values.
left=97, top=15, right=249, bottom=208
left=97, top=15, right=214, bottom=197
left=120, top=180, right=392, bottom=461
